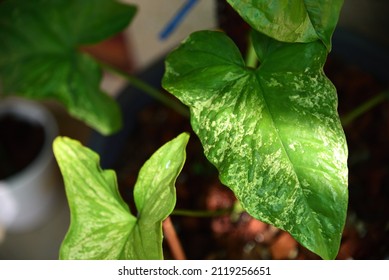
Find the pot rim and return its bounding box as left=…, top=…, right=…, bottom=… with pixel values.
left=0, top=97, right=58, bottom=187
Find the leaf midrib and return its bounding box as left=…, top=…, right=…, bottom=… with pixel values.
left=252, top=70, right=327, bottom=254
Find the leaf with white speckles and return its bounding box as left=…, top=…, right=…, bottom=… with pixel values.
left=162, top=30, right=348, bottom=259
left=226, top=0, right=343, bottom=50
left=53, top=133, right=189, bottom=259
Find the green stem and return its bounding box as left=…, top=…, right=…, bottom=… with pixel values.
left=245, top=37, right=258, bottom=69
left=100, top=62, right=190, bottom=118
left=341, top=90, right=389, bottom=126
left=172, top=208, right=232, bottom=218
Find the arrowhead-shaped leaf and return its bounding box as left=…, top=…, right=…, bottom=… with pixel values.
left=124, top=132, right=190, bottom=259
left=53, top=133, right=189, bottom=259
left=0, top=0, right=137, bottom=135
left=163, top=30, right=348, bottom=259
left=226, top=0, right=344, bottom=50
left=53, top=136, right=135, bottom=259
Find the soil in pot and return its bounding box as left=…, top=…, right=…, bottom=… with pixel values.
left=0, top=114, right=45, bottom=180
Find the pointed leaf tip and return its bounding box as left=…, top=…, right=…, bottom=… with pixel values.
left=163, top=30, right=348, bottom=259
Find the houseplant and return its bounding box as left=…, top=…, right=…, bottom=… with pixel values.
left=162, top=0, right=348, bottom=260
left=0, top=0, right=188, bottom=259
left=4, top=0, right=386, bottom=260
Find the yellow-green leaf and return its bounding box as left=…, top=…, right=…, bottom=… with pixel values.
left=53, top=133, right=189, bottom=259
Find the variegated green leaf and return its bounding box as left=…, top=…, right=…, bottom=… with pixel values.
left=53, top=133, right=189, bottom=259
left=162, top=30, right=348, bottom=259
left=124, top=132, right=190, bottom=259
left=0, top=0, right=137, bottom=135
left=226, top=0, right=344, bottom=50
left=53, top=136, right=135, bottom=259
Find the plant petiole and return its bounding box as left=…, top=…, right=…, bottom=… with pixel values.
left=341, top=90, right=389, bottom=126
left=99, top=61, right=190, bottom=118
left=245, top=36, right=258, bottom=69
left=172, top=207, right=233, bottom=218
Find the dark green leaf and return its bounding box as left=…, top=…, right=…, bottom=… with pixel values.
left=54, top=133, right=189, bottom=259
left=163, top=30, right=348, bottom=259
left=226, top=0, right=343, bottom=50
left=0, top=0, right=137, bottom=135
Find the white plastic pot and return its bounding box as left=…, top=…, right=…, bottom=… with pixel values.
left=0, top=98, right=60, bottom=233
